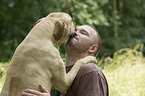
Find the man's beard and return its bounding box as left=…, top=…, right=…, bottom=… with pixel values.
left=66, top=39, right=90, bottom=54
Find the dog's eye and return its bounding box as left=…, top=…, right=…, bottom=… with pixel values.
left=73, top=22, right=76, bottom=26
left=73, top=22, right=76, bottom=31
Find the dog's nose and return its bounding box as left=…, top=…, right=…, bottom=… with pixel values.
left=70, top=33, right=77, bottom=38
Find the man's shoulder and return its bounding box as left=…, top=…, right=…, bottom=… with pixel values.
left=78, top=63, right=105, bottom=79
left=80, top=63, right=99, bottom=72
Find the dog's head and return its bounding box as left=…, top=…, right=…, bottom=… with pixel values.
left=48, top=12, right=76, bottom=46
left=34, top=12, right=76, bottom=47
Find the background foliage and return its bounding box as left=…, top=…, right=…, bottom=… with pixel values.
left=0, top=0, right=145, bottom=61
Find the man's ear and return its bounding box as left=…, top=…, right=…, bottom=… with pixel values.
left=88, top=45, right=98, bottom=53
left=53, top=20, right=65, bottom=41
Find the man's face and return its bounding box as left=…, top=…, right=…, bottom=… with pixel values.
left=66, top=25, right=97, bottom=53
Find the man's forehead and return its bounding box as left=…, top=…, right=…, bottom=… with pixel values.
left=77, top=25, right=97, bottom=35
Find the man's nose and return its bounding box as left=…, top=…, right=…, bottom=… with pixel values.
left=75, top=31, right=79, bottom=36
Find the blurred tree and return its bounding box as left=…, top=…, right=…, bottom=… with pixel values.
left=60, top=0, right=108, bottom=26
left=59, top=0, right=145, bottom=57
left=0, top=0, right=61, bottom=61
left=99, top=0, right=145, bottom=56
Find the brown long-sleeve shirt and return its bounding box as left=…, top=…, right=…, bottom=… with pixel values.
left=57, top=63, right=109, bottom=96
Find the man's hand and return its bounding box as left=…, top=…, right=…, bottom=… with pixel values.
left=22, top=84, right=50, bottom=96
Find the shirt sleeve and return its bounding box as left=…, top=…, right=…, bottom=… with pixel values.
left=76, top=71, right=105, bottom=96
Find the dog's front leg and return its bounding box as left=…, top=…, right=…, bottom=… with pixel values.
left=52, top=56, right=97, bottom=94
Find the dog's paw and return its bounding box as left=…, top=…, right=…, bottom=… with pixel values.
left=77, top=56, right=97, bottom=65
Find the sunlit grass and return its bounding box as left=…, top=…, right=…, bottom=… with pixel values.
left=0, top=62, right=8, bottom=91
left=103, top=60, right=145, bottom=96
left=101, top=48, right=145, bottom=96
left=0, top=48, right=145, bottom=96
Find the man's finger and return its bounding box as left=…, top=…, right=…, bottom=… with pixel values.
left=39, top=84, right=49, bottom=93
left=25, top=89, right=42, bottom=95
left=22, top=92, right=37, bottom=96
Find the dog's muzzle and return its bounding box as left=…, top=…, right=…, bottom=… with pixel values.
left=70, top=33, right=77, bottom=38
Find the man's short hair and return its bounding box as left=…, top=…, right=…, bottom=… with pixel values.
left=93, top=31, right=101, bottom=57
left=91, top=26, right=102, bottom=57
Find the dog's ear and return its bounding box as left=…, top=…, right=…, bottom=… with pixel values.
left=53, top=20, right=65, bottom=41
left=33, top=18, right=45, bottom=26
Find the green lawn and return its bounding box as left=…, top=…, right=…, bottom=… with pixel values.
left=103, top=58, right=145, bottom=96
left=102, top=48, right=145, bottom=96
left=0, top=62, right=8, bottom=91
left=0, top=48, right=145, bottom=96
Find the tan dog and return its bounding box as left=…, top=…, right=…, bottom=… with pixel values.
left=0, top=12, right=96, bottom=96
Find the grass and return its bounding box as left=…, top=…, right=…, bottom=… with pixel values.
left=101, top=48, right=145, bottom=96
left=0, top=62, right=8, bottom=91
left=0, top=48, right=145, bottom=96
left=103, top=59, right=145, bottom=96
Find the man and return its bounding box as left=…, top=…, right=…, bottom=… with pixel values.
left=22, top=25, right=109, bottom=96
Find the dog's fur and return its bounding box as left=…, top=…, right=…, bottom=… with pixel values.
left=0, top=12, right=96, bottom=96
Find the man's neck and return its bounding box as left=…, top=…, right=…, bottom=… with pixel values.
left=65, top=53, right=87, bottom=67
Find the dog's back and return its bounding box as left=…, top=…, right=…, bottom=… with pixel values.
left=0, top=17, right=62, bottom=96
